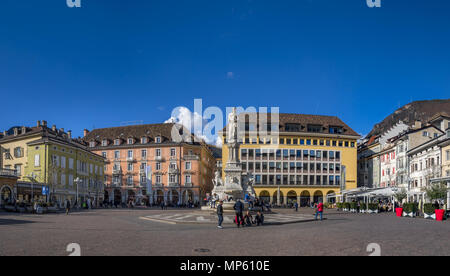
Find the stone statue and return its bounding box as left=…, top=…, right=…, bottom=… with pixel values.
left=227, top=108, right=238, bottom=142
left=213, top=170, right=222, bottom=187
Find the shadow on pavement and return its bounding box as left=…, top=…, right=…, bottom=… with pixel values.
left=0, top=219, right=35, bottom=226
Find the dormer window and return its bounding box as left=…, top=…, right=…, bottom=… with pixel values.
left=141, top=137, right=148, bottom=144
left=307, top=124, right=322, bottom=133
left=156, top=136, right=162, bottom=143
left=102, top=140, right=108, bottom=147
left=114, top=139, right=120, bottom=146
left=89, top=141, right=96, bottom=148
left=128, top=138, right=134, bottom=145
left=329, top=126, right=343, bottom=134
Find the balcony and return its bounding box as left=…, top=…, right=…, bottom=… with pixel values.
left=169, top=168, right=179, bottom=174
left=112, top=168, right=122, bottom=175
left=0, top=168, right=18, bottom=178
left=168, top=182, right=180, bottom=187
left=111, top=181, right=122, bottom=187
left=185, top=182, right=193, bottom=187
left=155, top=156, right=164, bottom=162
left=126, top=157, right=136, bottom=162
left=183, top=155, right=199, bottom=161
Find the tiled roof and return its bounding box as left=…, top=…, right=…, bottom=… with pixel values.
left=223, top=113, right=359, bottom=137
left=83, top=123, right=188, bottom=143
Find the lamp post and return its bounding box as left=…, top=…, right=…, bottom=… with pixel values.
left=25, top=172, right=37, bottom=204
left=74, top=177, right=81, bottom=209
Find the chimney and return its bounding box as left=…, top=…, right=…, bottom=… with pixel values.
left=42, top=120, right=47, bottom=127
left=13, top=128, right=18, bottom=136
left=60, top=128, right=64, bottom=134
left=68, top=131, right=72, bottom=139
left=52, top=125, right=56, bottom=131
left=83, top=129, right=89, bottom=137
left=3, top=130, right=6, bottom=136
left=37, top=120, right=41, bottom=127
left=414, top=120, right=422, bottom=129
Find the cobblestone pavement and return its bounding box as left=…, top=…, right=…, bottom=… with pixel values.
left=0, top=208, right=449, bottom=256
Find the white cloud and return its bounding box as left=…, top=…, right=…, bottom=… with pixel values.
left=165, top=107, right=222, bottom=147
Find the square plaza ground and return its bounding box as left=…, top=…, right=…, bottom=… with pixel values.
left=0, top=208, right=449, bottom=256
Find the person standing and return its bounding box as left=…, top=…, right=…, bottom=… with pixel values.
left=217, top=201, right=224, bottom=229
left=294, top=201, right=299, bottom=212
left=315, top=201, right=324, bottom=221
left=233, top=199, right=244, bottom=228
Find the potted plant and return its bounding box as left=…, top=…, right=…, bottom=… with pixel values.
left=394, top=189, right=407, bottom=217
left=402, top=203, right=418, bottom=217
left=424, top=183, right=448, bottom=221
left=360, top=203, right=367, bottom=213
left=349, top=202, right=358, bottom=213
left=343, top=202, right=351, bottom=212
left=368, top=203, right=379, bottom=214
left=336, top=202, right=343, bottom=211
left=423, top=203, right=437, bottom=219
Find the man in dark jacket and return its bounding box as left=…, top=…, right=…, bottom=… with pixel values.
left=217, top=201, right=224, bottom=229
left=234, top=199, right=244, bottom=228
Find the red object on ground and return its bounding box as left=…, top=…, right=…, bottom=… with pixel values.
left=396, top=208, right=403, bottom=217
left=435, top=209, right=445, bottom=221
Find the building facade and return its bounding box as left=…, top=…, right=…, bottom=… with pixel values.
left=221, top=113, right=359, bottom=206
left=0, top=168, right=18, bottom=206
left=83, top=123, right=216, bottom=206
left=0, top=121, right=105, bottom=206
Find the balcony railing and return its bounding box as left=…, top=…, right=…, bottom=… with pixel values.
left=185, top=182, right=193, bottom=187
left=155, top=156, right=164, bottom=161
left=0, top=168, right=18, bottom=177
left=183, top=155, right=199, bottom=161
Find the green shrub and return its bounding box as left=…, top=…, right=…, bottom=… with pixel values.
left=336, top=203, right=343, bottom=209
left=343, top=202, right=351, bottom=209
left=350, top=202, right=358, bottom=209
left=368, top=203, right=378, bottom=211
left=360, top=203, right=367, bottom=210
left=423, top=203, right=437, bottom=214
left=403, top=203, right=418, bottom=213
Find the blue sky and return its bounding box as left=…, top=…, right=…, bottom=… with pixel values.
left=1, top=0, right=449, bottom=142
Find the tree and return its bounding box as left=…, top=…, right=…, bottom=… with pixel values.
left=424, top=182, right=448, bottom=202
left=394, top=188, right=407, bottom=203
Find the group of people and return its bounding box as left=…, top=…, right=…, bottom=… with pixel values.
left=216, top=199, right=265, bottom=229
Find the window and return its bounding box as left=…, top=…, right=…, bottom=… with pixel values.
left=34, top=154, right=40, bottom=167
left=69, top=158, right=74, bottom=169
left=142, top=150, right=147, bottom=159
left=285, top=123, right=302, bottom=132
left=447, top=150, right=450, bottom=161
left=156, top=136, right=162, bottom=143
left=102, top=140, right=108, bottom=147
left=185, top=162, right=192, bottom=170
left=114, top=151, right=120, bottom=159
left=186, top=175, right=192, bottom=184
left=329, top=126, right=343, bottom=134
left=307, top=124, right=322, bottom=133
left=114, top=139, right=120, bottom=145
left=128, top=163, right=133, bottom=171
left=156, top=149, right=161, bottom=157
left=169, top=174, right=176, bottom=183
left=141, top=137, right=148, bottom=144
left=102, top=152, right=107, bottom=158
left=61, top=156, right=66, bottom=169
left=423, top=131, right=429, bottom=137
left=171, top=148, right=176, bottom=157
left=14, top=147, right=24, bottom=158
left=156, top=162, right=161, bottom=171
left=14, top=164, right=22, bottom=176
left=127, top=150, right=133, bottom=159
left=127, top=175, right=133, bottom=185
left=89, top=141, right=96, bottom=148
left=128, top=138, right=134, bottom=145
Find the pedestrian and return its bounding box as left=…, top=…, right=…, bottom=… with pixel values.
left=294, top=201, right=299, bottom=212
left=233, top=199, right=244, bottom=228
left=217, top=200, right=224, bottom=229
left=315, top=200, right=324, bottom=221
left=244, top=211, right=253, bottom=227
left=255, top=211, right=264, bottom=226
left=65, top=199, right=71, bottom=215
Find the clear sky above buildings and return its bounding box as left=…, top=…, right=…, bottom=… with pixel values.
left=1, top=0, right=449, bottom=144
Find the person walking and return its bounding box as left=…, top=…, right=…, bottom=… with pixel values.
left=217, top=200, right=224, bottom=229
left=233, top=199, right=244, bottom=228
left=315, top=201, right=324, bottom=221
left=294, top=201, right=299, bottom=212
left=65, top=199, right=71, bottom=215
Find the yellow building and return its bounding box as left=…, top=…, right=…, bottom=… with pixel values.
left=221, top=113, right=359, bottom=206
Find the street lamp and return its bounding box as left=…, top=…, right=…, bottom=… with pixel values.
left=74, top=177, right=81, bottom=208
left=25, top=172, right=37, bottom=204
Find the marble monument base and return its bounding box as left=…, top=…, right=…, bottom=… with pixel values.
left=201, top=201, right=249, bottom=213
